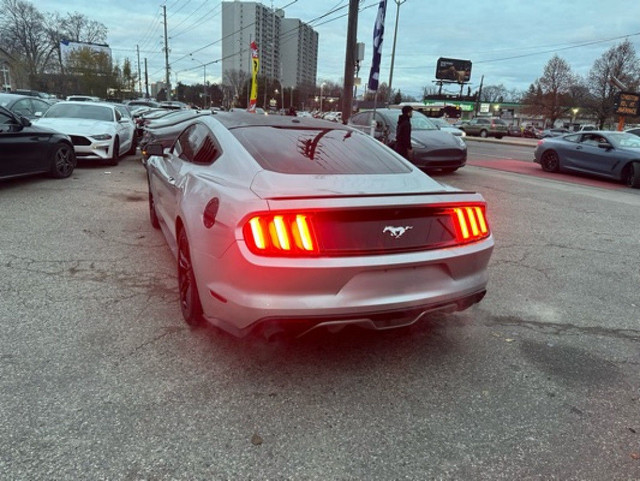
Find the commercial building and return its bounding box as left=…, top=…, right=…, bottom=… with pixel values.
left=221, top=1, right=318, bottom=89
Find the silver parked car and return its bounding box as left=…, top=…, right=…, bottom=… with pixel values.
left=534, top=130, right=640, bottom=188
left=145, top=112, right=494, bottom=340
left=430, top=116, right=466, bottom=137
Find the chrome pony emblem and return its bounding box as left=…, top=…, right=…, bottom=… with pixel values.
left=383, top=225, right=413, bottom=238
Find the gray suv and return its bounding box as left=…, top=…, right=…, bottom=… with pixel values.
left=459, top=117, right=508, bottom=139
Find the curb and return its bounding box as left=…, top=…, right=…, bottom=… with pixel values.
left=463, top=136, right=538, bottom=148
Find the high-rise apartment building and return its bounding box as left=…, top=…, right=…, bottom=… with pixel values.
left=280, top=18, right=318, bottom=88
left=221, top=1, right=318, bottom=88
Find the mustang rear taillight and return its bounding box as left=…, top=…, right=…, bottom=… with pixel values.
left=451, top=206, right=489, bottom=243
left=244, top=214, right=318, bottom=256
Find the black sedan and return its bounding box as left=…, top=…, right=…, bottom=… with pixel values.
left=139, top=111, right=212, bottom=161
left=348, top=108, right=467, bottom=173
left=534, top=130, right=640, bottom=188
left=0, top=106, right=76, bottom=180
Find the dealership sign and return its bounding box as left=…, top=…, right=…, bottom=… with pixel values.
left=435, top=58, right=472, bottom=83
left=615, top=91, right=639, bottom=116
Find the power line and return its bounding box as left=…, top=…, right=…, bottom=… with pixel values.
left=171, top=3, right=222, bottom=40
left=393, top=31, right=640, bottom=71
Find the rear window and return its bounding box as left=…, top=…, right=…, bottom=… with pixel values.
left=230, top=126, right=412, bottom=175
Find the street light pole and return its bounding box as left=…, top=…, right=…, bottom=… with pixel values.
left=320, top=82, right=325, bottom=112
left=387, top=0, right=406, bottom=106
left=191, top=55, right=207, bottom=107
left=202, top=64, right=207, bottom=107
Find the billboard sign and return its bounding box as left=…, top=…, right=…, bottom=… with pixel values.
left=60, top=40, right=112, bottom=67
left=436, top=57, right=472, bottom=83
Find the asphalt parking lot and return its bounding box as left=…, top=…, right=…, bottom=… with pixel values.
left=1, top=151, right=639, bottom=480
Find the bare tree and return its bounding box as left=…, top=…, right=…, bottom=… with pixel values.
left=0, top=0, right=55, bottom=78
left=223, top=69, right=250, bottom=108
left=57, top=11, right=107, bottom=44
left=587, top=39, right=640, bottom=128
left=521, top=55, right=575, bottom=126
left=422, top=85, right=439, bottom=99
left=479, top=84, right=508, bottom=103
left=45, top=11, right=107, bottom=74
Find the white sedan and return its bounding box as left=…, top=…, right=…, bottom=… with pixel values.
left=36, top=101, right=136, bottom=165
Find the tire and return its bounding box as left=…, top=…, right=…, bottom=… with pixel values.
left=177, top=228, right=204, bottom=327
left=107, top=137, right=120, bottom=166
left=127, top=132, right=137, bottom=156
left=49, top=142, right=76, bottom=178
left=540, top=150, right=560, bottom=173
left=621, top=162, right=640, bottom=188
left=148, top=190, right=160, bottom=229
left=480, top=130, right=488, bottom=138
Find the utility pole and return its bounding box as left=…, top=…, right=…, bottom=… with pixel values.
left=387, top=0, right=405, bottom=106
left=341, top=0, right=359, bottom=124
left=136, top=44, right=142, bottom=97
left=474, top=74, right=484, bottom=117
left=162, top=4, right=172, bottom=101
left=144, top=58, right=149, bottom=98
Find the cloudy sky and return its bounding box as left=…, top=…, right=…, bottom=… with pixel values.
left=35, top=0, right=640, bottom=99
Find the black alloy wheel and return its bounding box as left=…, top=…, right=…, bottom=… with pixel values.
left=177, top=228, right=204, bottom=327
left=540, top=150, right=560, bottom=172
left=622, top=162, right=640, bottom=188
left=50, top=143, right=76, bottom=178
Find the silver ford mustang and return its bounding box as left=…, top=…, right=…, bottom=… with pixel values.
left=145, top=112, right=494, bottom=339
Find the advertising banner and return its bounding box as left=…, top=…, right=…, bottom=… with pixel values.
left=248, top=41, right=259, bottom=112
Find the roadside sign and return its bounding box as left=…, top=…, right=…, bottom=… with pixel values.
left=614, top=91, right=639, bottom=116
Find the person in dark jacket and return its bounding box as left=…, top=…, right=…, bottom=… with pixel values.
left=395, top=105, right=413, bottom=159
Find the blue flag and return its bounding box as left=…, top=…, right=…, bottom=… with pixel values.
left=367, top=0, right=388, bottom=91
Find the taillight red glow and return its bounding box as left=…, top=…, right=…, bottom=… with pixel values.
left=451, top=206, right=489, bottom=243
left=244, top=213, right=318, bottom=256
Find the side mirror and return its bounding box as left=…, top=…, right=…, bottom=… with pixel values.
left=598, top=142, right=613, bottom=150
left=20, top=116, right=31, bottom=127
left=144, top=142, right=165, bottom=157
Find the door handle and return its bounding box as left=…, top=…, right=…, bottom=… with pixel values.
left=167, top=177, right=176, bottom=185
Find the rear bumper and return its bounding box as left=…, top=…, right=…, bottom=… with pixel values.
left=247, top=289, right=487, bottom=339
left=193, top=235, right=493, bottom=337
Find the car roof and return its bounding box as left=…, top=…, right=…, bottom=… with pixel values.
left=0, top=93, right=34, bottom=102
left=55, top=100, right=116, bottom=109
left=213, top=111, right=350, bottom=130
